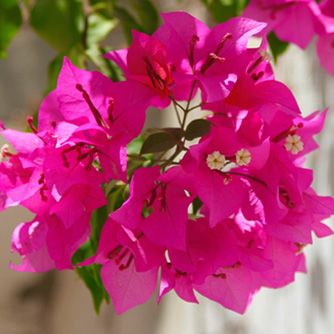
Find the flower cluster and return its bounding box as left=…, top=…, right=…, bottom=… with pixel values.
left=1, top=11, right=333, bottom=315
left=243, top=0, right=334, bottom=76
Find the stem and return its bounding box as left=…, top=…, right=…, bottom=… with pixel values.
left=173, top=101, right=182, bottom=127
left=188, top=102, right=207, bottom=112
left=160, top=145, right=184, bottom=170
left=186, top=81, right=197, bottom=111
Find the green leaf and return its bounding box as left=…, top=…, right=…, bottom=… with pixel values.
left=185, top=119, right=212, bottom=141
left=72, top=205, right=108, bottom=267
left=127, top=136, right=144, bottom=155
left=201, top=0, right=250, bottom=23
left=130, top=0, right=159, bottom=35
left=89, top=0, right=114, bottom=17
left=0, top=0, right=22, bottom=59
left=192, top=196, right=203, bottom=215
left=86, top=46, right=123, bottom=81
left=160, top=127, right=184, bottom=140
left=89, top=205, right=109, bottom=253
left=86, top=12, right=116, bottom=48
left=30, top=0, right=85, bottom=53
left=114, top=5, right=141, bottom=45
left=126, top=136, right=154, bottom=175
left=47, top=54, right=65, bottom=92
left=267, top=31, right=289, bottom=62
left=75, top=264, right=110, bottom=314
left=140, top=132, right=178, bottom=154
left=46, top=47, right=85, bottom=93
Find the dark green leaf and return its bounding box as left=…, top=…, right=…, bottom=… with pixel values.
left=130, top=0, right=159, bottom=35
left=267, top=31, right=289, bottom=62
left=0, top=0, right=22, bottom=59
left=30, top=0, right=85, bottom=53
left=140, top=132, right=178, bottom=154
left=114, top=5, right=141, bottom=45
left=160, top=127, right=185, bottom=140
left=75, top=264, right=110, bottom=314
left=192, top=196, right=203, bottom=215
left=185, top=119, right=212, bottom=141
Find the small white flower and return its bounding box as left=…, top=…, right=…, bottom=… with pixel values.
left=284, top=134, right=304, bottom=154
left=206, top=151, right=226, bottom=170
left=236, top=148, right=251, bottom=166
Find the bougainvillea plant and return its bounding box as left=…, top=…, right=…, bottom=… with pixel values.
left=1, top=1, right=334, bottom=315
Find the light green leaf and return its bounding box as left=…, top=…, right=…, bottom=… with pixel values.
left=86, top=12, right=116, bottom=48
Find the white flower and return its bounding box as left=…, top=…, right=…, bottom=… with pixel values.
left=206, top=151, right=226, bottom=170
left=284, top=134, right=304, bottom=154
left=236, top=148, right=251, bottom=166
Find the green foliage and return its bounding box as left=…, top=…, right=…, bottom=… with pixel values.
left=0, top=0, right=22, bottom=58
left=267, top=31, right=290, bottom=63
left=75, top=264, right=110, bottom=314
left=140, top=131, right=178, bottom=154
left=86, top=12, right=116, bottom=48
left=72, top=205, right=110, bottom=313
left=30, top=0, right=85, bottom=53
left=114, top=0, right=159, bottom=44
left=201, top=0, right=250, bottom=23
left=129, top=0, right=159, bottom=35
left=192, top=196, right=203, bottom=215
left=185, top=119, right=212, bottom=141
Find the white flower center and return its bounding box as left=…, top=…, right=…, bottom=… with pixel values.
left=284, top=134, right=304, bottom=154
left=236, top=148, right=251, bottom=166
left=206, top=151, right=226, bottom=170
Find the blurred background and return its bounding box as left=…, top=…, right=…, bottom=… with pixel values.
left=1, top=0, right=334, bottom=333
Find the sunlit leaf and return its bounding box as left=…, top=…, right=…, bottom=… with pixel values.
left=86, top=12, right=116, bottom=48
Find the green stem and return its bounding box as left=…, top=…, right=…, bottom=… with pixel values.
left=181, top=80, right=198, bottom=130
left=173, top=101, right=182, bottom=127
